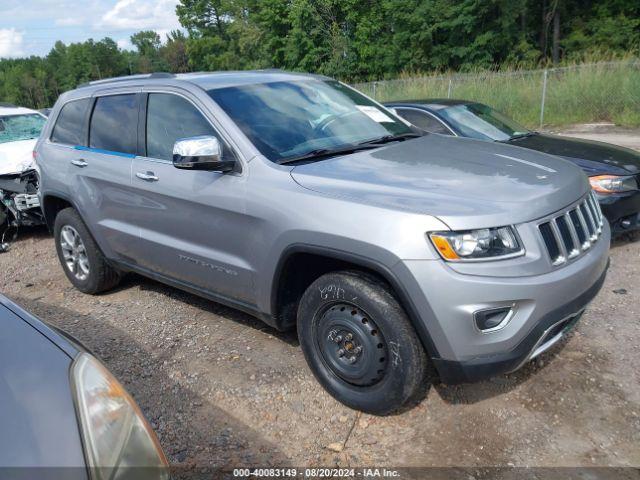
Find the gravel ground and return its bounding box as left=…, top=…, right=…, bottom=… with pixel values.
left=1, top=128, right=639, bottom=476
left=549, top=123, right=640, bottom=151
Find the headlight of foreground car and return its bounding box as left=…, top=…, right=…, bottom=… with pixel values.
left=429, top=226, right=523, bottom=261
left=589, top=175, right=638, bottom=193
left=72, top=353, right=169, bottom=480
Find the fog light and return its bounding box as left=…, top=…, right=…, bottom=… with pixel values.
left=474, top=306, right=513, bottom=332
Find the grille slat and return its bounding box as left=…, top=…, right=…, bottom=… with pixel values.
left=581, top=203, right=597, bottom=239
left=574, top=208, right=591, bottom=250
left=555, top=215, right=578, bottom=258
left=538, top=194, right=603, bottom=266
left=587, top=193, right=603, bottom=230
left=549, top=220, right=567, bottom=265
left=563, top=212, right=581, bottom=258
left=569, top=209, right=587, bottom=246
left=539, top=222, right=562, bottom=265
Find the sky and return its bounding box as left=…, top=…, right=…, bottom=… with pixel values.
left=0, top=0, right=182, bottom=58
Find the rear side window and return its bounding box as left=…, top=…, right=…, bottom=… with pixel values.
left=51, top=98, right=90, bottom=145
left=89, top=94, right=138, bottom=155
left=146, top=93, right=219, bottom=161
left=395, top=108, right=452, bottom=135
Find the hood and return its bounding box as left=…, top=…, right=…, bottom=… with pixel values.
left=290, top=135, right=590, bottom=230
left=507, top=133, right=640, bottom=176
left=0, top=139, right=37, bottom=176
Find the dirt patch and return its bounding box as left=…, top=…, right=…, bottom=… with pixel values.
left=2, top=227, right=639, bottom=472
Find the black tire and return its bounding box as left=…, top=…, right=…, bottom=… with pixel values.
left=54, top=208, right=120, bottom=294
left=297, top=270, right=429, bottom=415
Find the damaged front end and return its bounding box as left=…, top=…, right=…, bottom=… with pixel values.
left=1, top=169, right=44, bottom=251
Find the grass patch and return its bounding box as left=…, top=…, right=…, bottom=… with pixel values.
left=354, top=60, right=640, bottom=128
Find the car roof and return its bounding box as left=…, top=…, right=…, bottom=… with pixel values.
left=385, top=99, right=475, bottom=110
left=69, top=70, right=331, bottom=98
left=0, top=105, right=42, bottom=116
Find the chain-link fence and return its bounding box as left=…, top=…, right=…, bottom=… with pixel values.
left=353, top=60, right=640, bottom=128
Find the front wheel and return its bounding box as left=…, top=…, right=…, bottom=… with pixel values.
left=297, top=271, right=429, bottom=415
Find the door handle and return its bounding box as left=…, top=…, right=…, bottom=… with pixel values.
left=71, top=159, right=88, bottom=168
left=136, top=171, right=159, bottom=182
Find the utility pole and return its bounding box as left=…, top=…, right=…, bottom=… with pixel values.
left=540, top=69, right=548, bottom=129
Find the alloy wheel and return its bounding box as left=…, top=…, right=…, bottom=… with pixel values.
left=59, top=225, right=90, bottom=281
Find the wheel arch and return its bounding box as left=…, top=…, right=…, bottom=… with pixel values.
left=41, top=192, right=77, bottom=231
left=271, top=244, right=441, bottom=360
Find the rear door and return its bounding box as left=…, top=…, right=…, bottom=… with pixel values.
left=69, top=90, right=140, bottom=261
left=128, top=89, right=252, bottom=304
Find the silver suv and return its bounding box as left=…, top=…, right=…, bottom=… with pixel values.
left=35, top=71, right=610, bottom=414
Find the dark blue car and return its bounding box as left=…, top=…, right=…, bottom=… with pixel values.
left=0, top=294, right=168, bottom=479
left=385, top=99, right=640, bottom=235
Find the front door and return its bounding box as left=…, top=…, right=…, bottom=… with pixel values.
left=128, top=91, right=253, bottom=305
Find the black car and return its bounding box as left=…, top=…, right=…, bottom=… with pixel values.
left=385, top=99, right=640, bottom=235
left=0, top=294, right=168, bottom=479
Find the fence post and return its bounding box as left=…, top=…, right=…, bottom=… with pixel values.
left=539, top=69, right=548, bottom=129
left=447, top=78, right=452, bottom=98
left=372, top=81, right=378, bottom=100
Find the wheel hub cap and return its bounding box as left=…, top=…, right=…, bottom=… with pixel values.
left=316, top=303, right=388, bottom=386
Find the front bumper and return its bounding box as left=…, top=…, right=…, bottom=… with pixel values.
left=432, top=265, right=606, bottom=383
left=393, top=221, right=610, bottom=384
left=597, top=190, right=640, bottom=234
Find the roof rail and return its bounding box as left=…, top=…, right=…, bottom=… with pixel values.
left=78, top=72, right=175, bottom=89
left=0, top=102, right=17, bottom=107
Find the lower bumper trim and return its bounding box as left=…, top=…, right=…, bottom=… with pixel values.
left=433, top=260, right=608, bottom=384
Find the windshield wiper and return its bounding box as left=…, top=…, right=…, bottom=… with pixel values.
left=277, top=143, right=381, bottom=165
left=277, top=133, right=422, bottom=165
left=357, top=132, right=422, bottom=146
left=506, top=131, right=537, bottom=141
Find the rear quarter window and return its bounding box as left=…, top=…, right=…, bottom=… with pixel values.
left=50, top=98, right=91, bottom=145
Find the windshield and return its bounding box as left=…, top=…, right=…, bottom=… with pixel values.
left=438, top=104, right=530, bottom=141
left=208, top=80, right=412, bottom=162
left=0, top=114, right=46, bottom=144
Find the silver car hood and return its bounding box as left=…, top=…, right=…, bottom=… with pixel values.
left=290, top=135, right=590, bottom=230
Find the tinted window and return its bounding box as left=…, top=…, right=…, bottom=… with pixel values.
left=438, top=104, right=530, bottom=141
left=51, top=99, right=90, bottom=145
left=89, top=94, right=138, bottom=154
left=146, top=93, right=219, bottom=161
left=395, top=108, right=451, bottom=135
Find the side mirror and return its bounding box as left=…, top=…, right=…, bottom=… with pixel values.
left=172, top=136, right=235, bottom=172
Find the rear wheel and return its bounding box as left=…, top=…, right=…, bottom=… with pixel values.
left=54, top=208, right=121, bottom=294
left=297, top=270, right=429, bottom=415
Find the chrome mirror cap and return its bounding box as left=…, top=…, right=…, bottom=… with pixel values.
left=173, top=135, right=221, bottom=160
left=172, top=136, right=234, bottom=172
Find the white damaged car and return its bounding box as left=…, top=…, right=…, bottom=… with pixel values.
left=0, top=104, right=47, bottom=244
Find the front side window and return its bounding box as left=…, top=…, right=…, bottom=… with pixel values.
left=0, top=113, right=46, bottom=144
left=395, top=108, right=451, bottom=135
left=439, top=104, right=530, bottom=141
left=89, top=94, right=138, bottom=155
left=146, top=93, right=219, bottom=161
left=51, top=99, right=90, bottom=145
left=208, top=80, right=412, bottom=162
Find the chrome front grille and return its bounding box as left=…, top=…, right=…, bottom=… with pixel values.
left=538, top=192, right=604, bottom=266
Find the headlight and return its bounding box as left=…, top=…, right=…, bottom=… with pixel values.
left=71, top=354, right=169, bottom=480
left=429, top=226, right=523, bottom=261
left=589, top=175, right=638, bottom=193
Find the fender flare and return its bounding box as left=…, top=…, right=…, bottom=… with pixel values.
left=271, top=243, right=441, bottom=360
